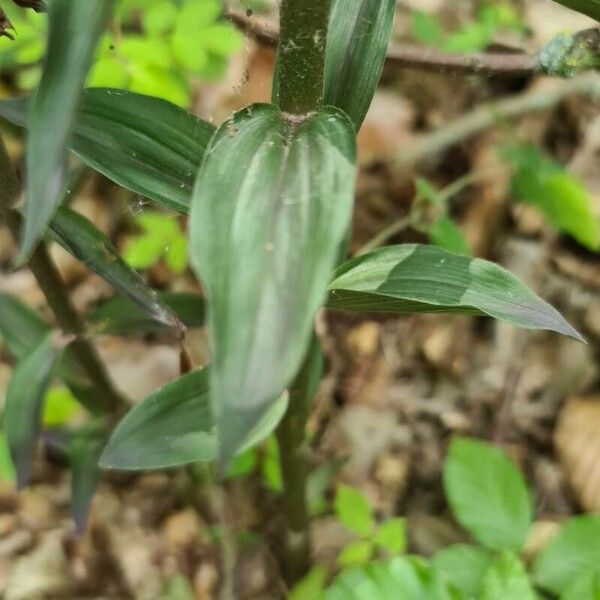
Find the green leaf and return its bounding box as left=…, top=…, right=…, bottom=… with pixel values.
left=504, top=144, right=600, bottom=251
left=334, top=485, right=375, bottom=537
left=0, top=293, right=48, bottom=361
left=100, top=368, right=215, bottom=470
left=49, top=207, right=180, bottom=329
left=328, top=244, right=583, bottom=342
left=432, top=544, right=492, bottom=597
left=372, top=518, right=406, bottom=555
left=443, top=437, right=532, bottom=551
left=338, top=540, right=374, bottom=567
left=69, top=422, right=107, bottom=533
left=562, top=571, right=600, bottom=600
left=0, top=89, right=215, bottom=213
left=89, top=292, right=205, bottom=336
left=289, top=565, right=327, bottom=600
left=324, top=0, right=395, bottom=129
left=480, top=552, right=536, bottom=600
left=5, top=334, right=66, bottom=487
left=19, top=0, right=114, bottom=260
left=532, top=515, right=600, bottom=595
left=410, top=11, right=444, bottom=47
left=429, top=217, right=470, bottom=256
left=0, top=294, right=104, bottom=413
left=100, top=368, right=288, bottom=471
left=261, top=436, right=283, bottom=493
left=42, top=387, right=80, bottom=427
left=550, top=0, right=600, bottom=20
left=0, top=433, right=16, bottom=485
left=325, top=557, right=454, bottom=600
left=189, top=104, right=356, bottom=465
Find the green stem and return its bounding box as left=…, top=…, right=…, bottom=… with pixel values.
left=278, top=0, right=330, bottom=114
left=276, top=336, right=323, bottom=584
left=0, top=138, right=123, bottom=414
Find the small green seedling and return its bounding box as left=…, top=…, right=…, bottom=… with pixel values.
left=320, top=438, right=600, bottom=599
left=334, top=485, right=406, bottom=567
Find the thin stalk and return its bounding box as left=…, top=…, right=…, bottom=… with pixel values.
left=276, top=370, right=311, bottom=583
left=0, top=137, right=123, bottom=414
left=278, top=0, right=330, bottom=114
left=274, top=0, right=330, bottom=584
left=276, top=336, right=322, bottom=584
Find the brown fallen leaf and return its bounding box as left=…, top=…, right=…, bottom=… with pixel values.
left=555, top=396, right=600, bottom=511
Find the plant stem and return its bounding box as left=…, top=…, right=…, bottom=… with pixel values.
left=0, top=137, right=123, bottom=414
left=278, top=0, right=330, bottom=114
left=276, top=336, right=323, bottom=584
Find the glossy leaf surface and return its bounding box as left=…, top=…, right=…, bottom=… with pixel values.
left=189, top=104, right=356, bottom=464
left=50, top=207, right=179, bottom=329
left=328, top=244, right=583, bottom=341
left=89, top=292, right=204, bottom=335
left=100, top=368, right=288, bottom=470
left=20, top=0, right=114, bottom=260
left=443, top=437, right=532, bottom=551
left=324, top=0, right=395, bottom=129
left=5, top=334, right=65, bottom=487
left=0, top=89, right=215, bottom=213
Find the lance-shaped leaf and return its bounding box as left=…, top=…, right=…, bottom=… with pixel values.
left=323, top=0, right=395, bottom=129
left=19, top=0, right=114, bottom=260
left=328, top=244, right=583, bottom=341
left=5, top=333, right=66, bottom=487
left=0, top=294, right=103, bottom=412
left=50, top=207, right=179, bottom=329
left=100, top=368, right=288, bottom=470
left=89, top=292, right=205, bottom=336
left=189, top=104, right=356, bottom=465
left=0, top=89, right=215, bottom=214
left=0, top=293, right=48, bottom=361
left=550, top=0, right=600, bottom=20
left=69, top=422, right=108, bottom=533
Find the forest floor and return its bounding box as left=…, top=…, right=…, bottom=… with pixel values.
left=0, top=1, right=599, bottom=598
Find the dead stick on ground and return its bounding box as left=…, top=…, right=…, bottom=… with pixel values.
left=225, top=9, right=598, bottom=78
left=392, top=72, right=600, bottom=174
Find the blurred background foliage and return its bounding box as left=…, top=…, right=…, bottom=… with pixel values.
left=0, top=0, right=243, bottom=106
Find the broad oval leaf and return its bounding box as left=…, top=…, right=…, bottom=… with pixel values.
left=432, top=544, right=492, bottom=597
left=481, top=552, right=536, bottom=600
left=19, top=0, right=114, bottom=260
left=323, top=0, right=395, bottom=129
left=89, top=292, right=204, bottom=336
left=328, top=244, right=583, bottom=341
left=5, top=333, right=66, bottom=487
left=325, top=557, right=454, bottom=600
left=99, top=368, right=289, bottom=470
left=443, top=437, right=532, bottom=552
left=189, top=104, right=356, bottom=465
left=50, top=207, right=179, bottom=329
left=532, top=515, right=600, bottom=595
left=0, top=89, right=214, bottom=214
